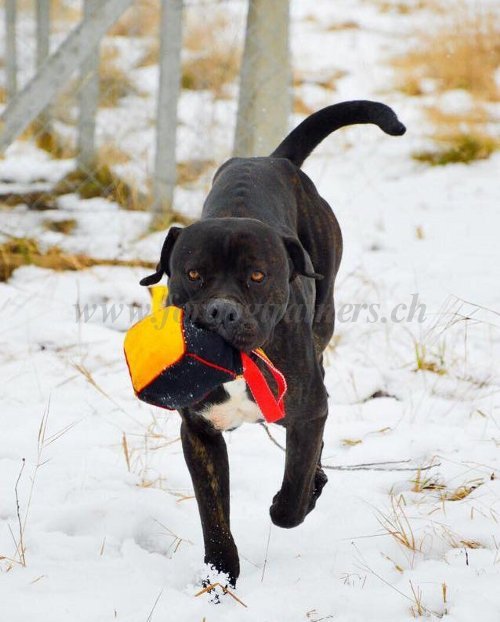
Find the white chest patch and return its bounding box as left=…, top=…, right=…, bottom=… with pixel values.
left=201, top=378, right=263, bottom=431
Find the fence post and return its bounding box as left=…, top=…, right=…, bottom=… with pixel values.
left=78, top=0, right=101, bottom=170
left=5, top=0, right=17, bottom=98
left=36, top=0, right=51, bottom=67
left=233, top=0, right=291, bottom=158
left=0, top=0, right=134, bottom=153
left=153, top=0, right=183, bottom=222
left=35, top=0, right=51, bottom=135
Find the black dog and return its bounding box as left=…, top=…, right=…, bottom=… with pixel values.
left=141, top=100, right=406, bottom=586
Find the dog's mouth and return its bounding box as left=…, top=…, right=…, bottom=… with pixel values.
left=201, top=318, right=262, bottom=353
left=185, top=300, right=263, bottom=353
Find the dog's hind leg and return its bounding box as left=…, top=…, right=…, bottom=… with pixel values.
left=180, top=410, right=240, bottom=586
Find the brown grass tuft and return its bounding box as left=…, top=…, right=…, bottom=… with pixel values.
left=53, top=164, right=151, bottom=211
left=413, top=132, right=498, bottom=166
left=414, top=343, right=446, bottom=375
left=377, top=0, right=442, bottom=15
left=440, top=479, right=484, bottom=502
left=378, top=495, right=419, bottom=552
left=411, top=470, right=445, bottom=493
left=176, top=159, right=215, bottom=187
left=0, top=235, right=155, bottom=282
left=135, top=12, right=242, bottom=96
left=34, top=125, right=75, bottom=159
left=109, top=0, right=160, bottom=37
left=294, top=94, right=315, bottom=116
left=43, top=218, right=77, bottom=235
left=326, top=20, right=360, bottom=31
left=181, top=51, right=240, bottom=97
left=99, top=48, right=139, bottom=107
left=393, top=8, right=500, bottom=100
left=183, top=13, right=241, bottom=97
left=98, top=142, right=132, bottom=166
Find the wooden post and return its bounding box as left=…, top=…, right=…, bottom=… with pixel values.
left=78, top=0, right=101, bottom=170
left=153, top=0, right=183, bottom=221
left=0, top=0, right=134, bottom=153
left=5, top=0, right=17, bottom=98
left=233, top=0, right=291, bottom=158
left=36, top=0, right=52, bottom=134
left=36, top=0, right=51, bottom=67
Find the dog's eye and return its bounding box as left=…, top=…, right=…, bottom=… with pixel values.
left=187, top=269, right=201, bottom=281
left=250, top=270, right=265, bottom=283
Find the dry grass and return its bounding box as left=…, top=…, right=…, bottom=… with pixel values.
left=133, top=11, right=244, bottom=97
left=439, top=525, right=483, bottom=550
left=136, top=9, right=243, bottom=96
left=99, top=48, right=139, bottom=107
left=414, top=343, right=446, bottom=375
left=136, top=38, right=160, bottom=68
left=425, top=105, right=490, bottom=128
left=341, top=438, right=363, bottom=447
left=176, top=159, right=215, bottom=186
left=17, top=120, right=75, bottom=159
left=137, top=12, right=242, bottom=97
left=0, top=235, right=155, bottom=282
left=0, top=190, right=58, bottom=211
left=413, top=131, right=498, bottom=166
left=33, top=124, right=75, bottom=159
left=378, top=496, right=419, bottom=553
left=53, top=164, right=151, bottom=211
left=109, top=0, right=160, bottom=37
left=0, top=85, right=7, bottom=104
left=148, top=210, right=193, bottom=233
left=42, top=218, right=77, bottom=235
left=411, top=470, right=445, bottom=493
left=294, top=69, right=347, bottom=91
left=181, top=51, right=240, bottom=97
left=440, top=478, right=484, bottom=502
left=98, top=142, right=132, bottom=166
left=50, top=0, right=80, bottom=23
left=294, top=94, right=315, bottom=116
left=409, top=581, right=426, bottom=618
left=326, top=20, right=360, bottom=32
left=393, top=8, right=500, bottom=101
left=377, top=0, right=442, bottom=15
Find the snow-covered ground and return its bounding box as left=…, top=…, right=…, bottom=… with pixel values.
left=1, top=1, right=499, bottom=620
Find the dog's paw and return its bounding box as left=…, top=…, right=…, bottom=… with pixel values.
left=196, top=565, right=238, bottom=603
left=203, top=554, right=239, bottom=589
left=269, top=492, right=305, bottom=529
left=270, top=469, right=328, bottom=528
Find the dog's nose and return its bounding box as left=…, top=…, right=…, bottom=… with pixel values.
left=205, top=299, right=242, bottom=331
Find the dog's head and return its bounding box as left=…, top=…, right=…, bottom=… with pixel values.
left=141, top=218, right=321, bottom=352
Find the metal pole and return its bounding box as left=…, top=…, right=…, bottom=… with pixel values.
left=153, top=0, right=183, bottom=219
left=5, top=0, right=17, bottom=98
left=78, top=0, right=100, bottom=170
left=36, top=0, right=51, bottom=67
left=36, top=0, right=51, bottom=134
left=0, top=0, right=134, bottom=152
left=233, top=0, right=291, bottom=157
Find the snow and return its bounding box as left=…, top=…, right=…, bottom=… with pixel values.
left=1, top=1, right=499, bottom=620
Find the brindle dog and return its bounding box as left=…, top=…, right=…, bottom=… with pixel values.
left=141, top=101, right=406, bottom=585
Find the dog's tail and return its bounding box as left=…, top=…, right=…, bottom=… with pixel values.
left=270, top=100, right=406, bottom=168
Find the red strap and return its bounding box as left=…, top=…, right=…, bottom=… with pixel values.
left=241, top=351, right=287, bottom=423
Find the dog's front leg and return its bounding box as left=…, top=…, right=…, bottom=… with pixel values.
left=270, top=414, right=327, bottom=529
left=180, top=411, right=240, bottom=586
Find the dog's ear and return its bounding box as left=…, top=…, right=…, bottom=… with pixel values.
left=140, top=226, right=183, bottom=286
left=282, top=236, right=323, bottom=281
